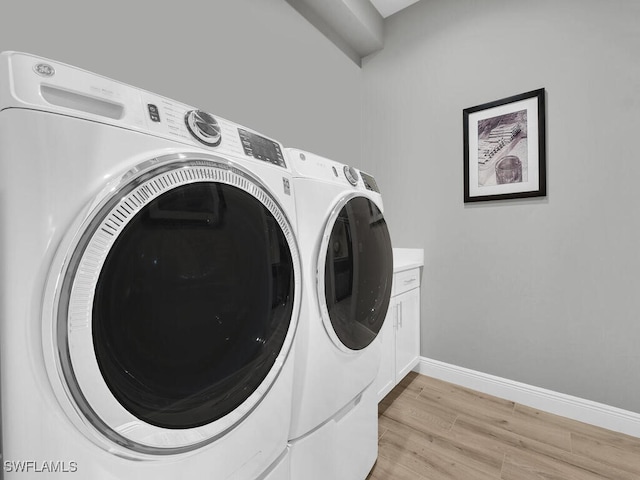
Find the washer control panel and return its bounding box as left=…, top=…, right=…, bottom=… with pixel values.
left=360, top=171, right=380, bottom=193
left=238, top=128, right=286, bottom=168
left=141, top=97, right=287, bottom=169
left=5, top=53, right=289, bottom=170
left=343, top=165, right=359, bottom=186
left=184, top=109, right=222, bottom=147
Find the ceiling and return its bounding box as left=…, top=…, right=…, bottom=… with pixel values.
left=369, top=0, right=421, bottom=18
left=285, top=0, right=422, bottom=65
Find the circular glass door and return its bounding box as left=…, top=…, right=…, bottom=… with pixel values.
left=53, top=154, right=300, bottom=454
left=318, top=194, right=393, bottom=351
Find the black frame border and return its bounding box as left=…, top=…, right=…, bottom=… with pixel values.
left=463, top=88, right=546, bottom=203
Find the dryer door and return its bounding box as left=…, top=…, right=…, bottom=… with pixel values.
left=318, top=193, right=393, bottom=351
left=47, top=153, right=300, bottom=455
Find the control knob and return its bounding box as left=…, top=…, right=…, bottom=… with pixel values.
left=343, top=165, right=359, bottom=186
left=185, top=110, right=221, bottom=147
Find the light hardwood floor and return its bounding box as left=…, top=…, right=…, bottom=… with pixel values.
left=367, top=372, right=640, bottom=479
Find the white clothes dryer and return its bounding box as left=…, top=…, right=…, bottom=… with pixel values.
left=285, top=149, right=393, bottom=480
left=0, top=52, right=301, bottom=480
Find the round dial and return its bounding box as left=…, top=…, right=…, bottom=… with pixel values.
left=343, top=165, right=359, bottom=186
left=185, top=110, right=222, bottom=147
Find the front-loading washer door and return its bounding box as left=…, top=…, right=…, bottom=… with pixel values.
left=318, top=194, right=393, bottom=351
left=50, top=154, right=300, bottom=455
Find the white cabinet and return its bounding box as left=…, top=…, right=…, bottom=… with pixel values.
left=375, top=298, right=397, bottom=401
left=374, top=266, right=422, bottom=402
left=394, top=287, right=420, bottom=380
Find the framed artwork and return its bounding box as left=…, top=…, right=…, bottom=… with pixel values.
left=463, top=88, right=546, bottom=203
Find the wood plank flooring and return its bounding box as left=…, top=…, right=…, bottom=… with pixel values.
left=367, top=372, right=640, bottom=479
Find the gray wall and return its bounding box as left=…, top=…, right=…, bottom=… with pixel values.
left=0, top=0, right=361, bottom=162
left=361, top=0, right=640, bottom=413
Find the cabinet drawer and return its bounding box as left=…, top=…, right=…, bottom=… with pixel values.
left=393, top=267, right=421, bottom=296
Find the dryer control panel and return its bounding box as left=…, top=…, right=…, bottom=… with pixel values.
left=286, top=148, right=371, bottom=190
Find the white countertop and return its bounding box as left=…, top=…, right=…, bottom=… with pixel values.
left=393, top=247, right=424, bottom=273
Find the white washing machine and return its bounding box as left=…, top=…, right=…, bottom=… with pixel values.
left=0, top=52, right=301, bottom=479
left=285, top=149, right=393, bottom=480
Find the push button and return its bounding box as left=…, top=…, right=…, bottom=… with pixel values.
left=147, top=104, right=161, bottom=122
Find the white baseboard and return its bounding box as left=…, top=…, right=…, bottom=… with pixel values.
left=414, top=357, right=640, bottom=439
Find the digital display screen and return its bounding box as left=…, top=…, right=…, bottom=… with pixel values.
left=249, top=134, right=278, bottom=159
left=238, top=129, right=286, bottom=168
left=360, top=172, right=380, bottom=193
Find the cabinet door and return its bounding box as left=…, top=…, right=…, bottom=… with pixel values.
left=374, top=297, right=397, bottom=402
left=395, top=288, right=420, bottom=381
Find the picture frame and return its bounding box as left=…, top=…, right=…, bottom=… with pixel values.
left=463, top=88, right=546, bottom=203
